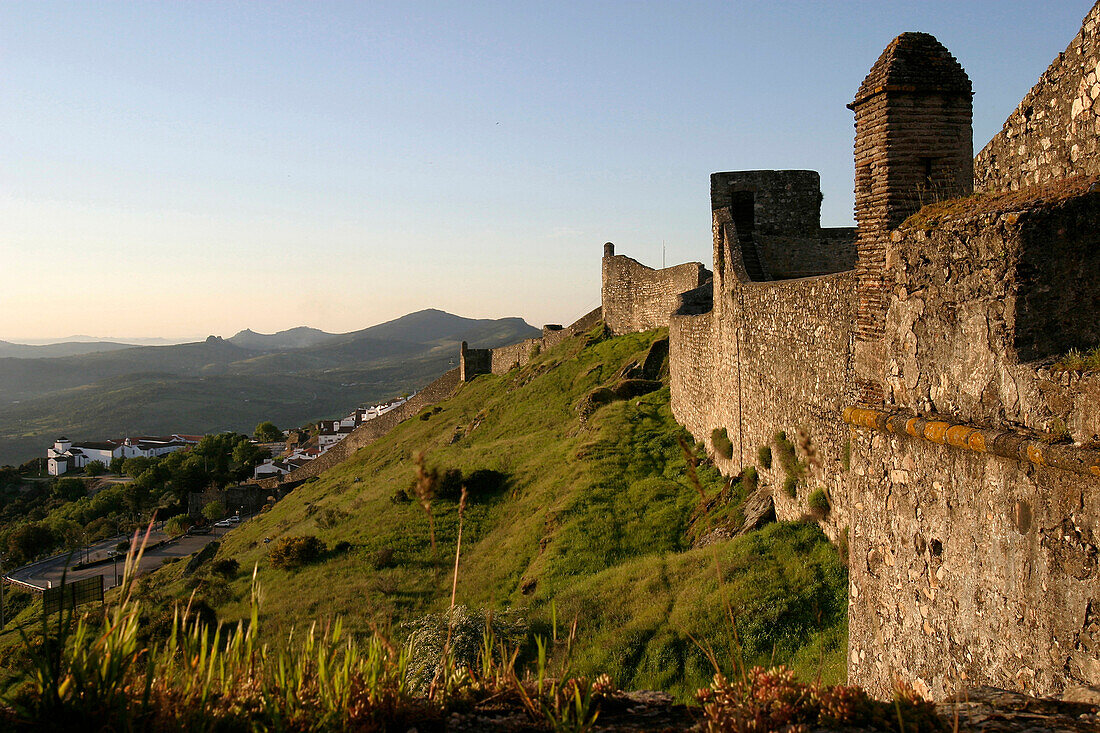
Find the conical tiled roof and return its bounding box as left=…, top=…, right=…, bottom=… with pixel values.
left=850, top=32, right=971, bottom=107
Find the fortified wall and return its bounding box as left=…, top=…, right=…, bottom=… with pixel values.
left=460, top=307, right=602, bottom=380
left=256, top=367, right=462, bottom=489
left=975, top=2, right=1100, bottom=191
left=601, top=3, right=1100, bottom=701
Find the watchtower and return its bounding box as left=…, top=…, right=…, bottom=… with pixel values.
left=849, top=33, right=973, bottom=404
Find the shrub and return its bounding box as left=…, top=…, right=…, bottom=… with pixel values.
left=202, top=500, right=225, bottom=522
left=711, top=428, right=734, bottom=459
left=774, top=431, right=805, bottom=496
left=210, top=558, right=240, bottom=578
left=315, top=507, right=350, bottom=530
left=418, top=410, right=432, bottom=421
left=269, top=535, right=327, bottom=569
left=372, top=547, right=396, bottom=569
left=783, top=475, right=799, bottom=498
left=403, top=605, right=527, bottom=692
left=699, top=667, right=943, bottom=732
left=164, top=515, right=190, bottom=536
left=808, top=488, right=830, bottom=518
left=1053, top=344, right=1100, bottom=372
left=741, top=466, right=759, bottom=494
left=757, top=445, right=772, bottom=469
left=85, top=460, right=107, bottom=477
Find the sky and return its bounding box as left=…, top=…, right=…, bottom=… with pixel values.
left=1, top=1, right=1094, bottom=341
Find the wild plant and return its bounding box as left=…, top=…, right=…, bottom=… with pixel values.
left=4, top=523, right=417, bottom=731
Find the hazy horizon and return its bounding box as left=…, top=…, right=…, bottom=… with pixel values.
left=3, top=1, right=1094, bottom=339
left=0, top=307, right=537, bottom=345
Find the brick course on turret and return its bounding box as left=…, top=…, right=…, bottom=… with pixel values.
left=849, top=33, right=973, bottom=406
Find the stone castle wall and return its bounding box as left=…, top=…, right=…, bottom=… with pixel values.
left=668, top=208, right=858, bottom=539
left=754, top=228, right=857, bottom=279
left=975, top=3, right=1100, bottom=192
left=845, top=176, right=1100, bottom=697
left=463, top=307, right=603, bottom=378
left=601, top=244, right=710, bottom=336
left=848, top=420, right=1100, bottom=699
left=604, top=4, right=1100, bottom=700
left=879, top=179, right=1100, bottom=431
left=256, top=368, right=461, bottom=489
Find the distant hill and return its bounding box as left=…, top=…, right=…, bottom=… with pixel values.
left=0, top=340, right=139, bottom=359
left=227, top=327, right=337, bottom=351
left=0, top=309, right=541, bottom=466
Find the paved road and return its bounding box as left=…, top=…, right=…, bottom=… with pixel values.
left=4, top=522, right=245, bottom=591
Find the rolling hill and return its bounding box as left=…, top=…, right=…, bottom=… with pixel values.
left=0, top=309, right=539, bottom=466
left=0, top=340, right=139, bottom=359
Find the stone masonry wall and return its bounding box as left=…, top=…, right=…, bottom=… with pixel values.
left=666, top=208, right=858, bottom=540
left=487, top=307, right=602, bottom=375
left=975, top=2, right=1100, bottom=192
left=880, top=181, right=1100, bottom=436
left=754, top=228, right=857, bottom=279
left=847, top=178, right=1100, bottom=698
left=602, top=245, right=710, bottom=336
left=848, top=428, right=1100, bottom=699
left=257, top=368, right=461, bottom=488
left=459, top=342, right=492, bottom=382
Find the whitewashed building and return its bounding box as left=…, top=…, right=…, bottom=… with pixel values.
left=47, top=434, right=200, bottom=476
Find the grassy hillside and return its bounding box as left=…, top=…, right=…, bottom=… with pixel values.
left=142, top=327, right=847, bottom=699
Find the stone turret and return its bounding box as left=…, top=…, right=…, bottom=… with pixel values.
left=849, top=33, right=973, bottom=405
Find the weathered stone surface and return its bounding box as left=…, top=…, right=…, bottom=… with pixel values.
left=937, top=686, right=1100, bottom=732
left=976, top=3, right=1100, bottom=192
left=734, top=488, right=776, bottom=536
left=602, top=247, right=710, bottom=336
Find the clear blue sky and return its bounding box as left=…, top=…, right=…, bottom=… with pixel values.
left=1, top=1, right=1093, bottom=339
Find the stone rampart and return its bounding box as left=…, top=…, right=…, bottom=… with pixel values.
left=257, top=368, right=461, bottom=489
left=847, top=415, right=1100, bottom=699
left=842, top=178, right=1100, bottom=697
left=481, top=307, right=602, bottom=376
left=602, top=245, right=710, bottom=336
left=975, top=3, right=1100, bottom=192
left=669, top=215, right=858, bottom=539
left=490, top=338, right=541, bottom=374
left=754, top=228, right=857, bottom=279
left=459, top=342, right=491, bottom=382
left=880, top=178, right=1100, bottom=433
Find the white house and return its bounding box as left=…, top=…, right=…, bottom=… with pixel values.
left=47, top=434, right=200, bottom=476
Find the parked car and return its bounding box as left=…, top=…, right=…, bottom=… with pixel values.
left=214, top=516, right=242, bottom=528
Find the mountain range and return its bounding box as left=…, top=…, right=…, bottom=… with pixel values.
left=0, top=309, right=539, bottom=466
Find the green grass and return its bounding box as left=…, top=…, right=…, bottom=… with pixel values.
left=711, top=427, right=734, bottom=459
left=1053, top=345, right=1100, bottom=372
left=68, top=328, right=847, bottom=701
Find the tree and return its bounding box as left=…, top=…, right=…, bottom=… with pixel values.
left=164, top=515, right=190, bottom=536
left=53, top=477, right=86, bottom=502
left=122, top=456, right=156, bottom=479
left=85, top=460, right=107, bottom=476
left=254, top=421, right=282, bottom=442
left=109, top=456, right=125, bottom=474
left=6, top=523, right=55, bottom=565
left=202, top=500, right=225, bottom=522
